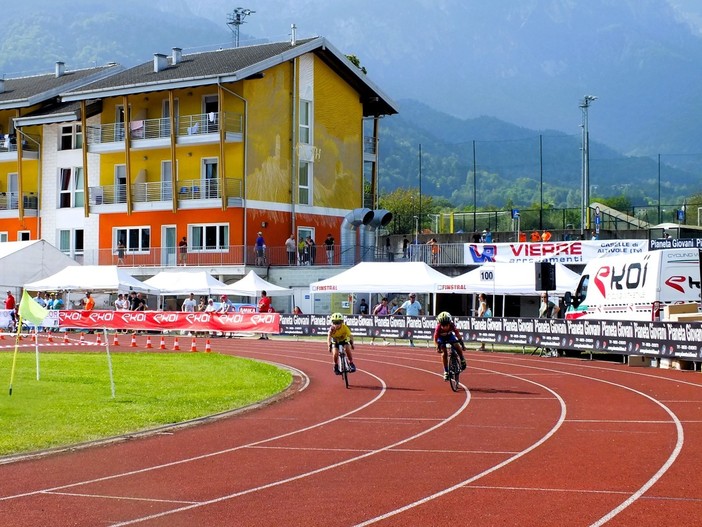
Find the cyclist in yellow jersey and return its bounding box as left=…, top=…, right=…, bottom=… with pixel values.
left=327, top=312, right=357, bottom=375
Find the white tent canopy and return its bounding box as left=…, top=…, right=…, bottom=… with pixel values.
left=226, top=270, right=294, bottom=297
left=25, top=265, right=157, bottom=294
left=309, top=262, right=450, bottom=293
left=0, top=240, right=79, bottom=292
left=143, top=270, right=230, bottom=296
left=444, top=262, right=581, bottom=295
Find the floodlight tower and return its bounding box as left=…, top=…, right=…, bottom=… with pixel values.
left=580, top=95, right=597, bottom=237
left=227, top=7, right=255, bottom=47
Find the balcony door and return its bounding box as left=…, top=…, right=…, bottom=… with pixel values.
left=162, top=225, right=177, bottom=266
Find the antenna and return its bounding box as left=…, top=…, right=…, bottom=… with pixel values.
left=227, top=7, right=255, bottom=48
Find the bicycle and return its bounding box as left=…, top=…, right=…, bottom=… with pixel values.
left=445, top=342, right=465, bottom=392
left=336, top=343, right=354, bottom=389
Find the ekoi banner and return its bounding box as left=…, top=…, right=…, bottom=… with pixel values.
left=57, top=310, right=280, bottom=333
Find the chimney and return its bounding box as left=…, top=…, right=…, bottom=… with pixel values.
left=290, top=24, right=297, bottom=46
left=171, top=47, right=182, bottom=65
left=153, top=53, right=168, bottom=73
left=55, top=61, right=65, bottom=78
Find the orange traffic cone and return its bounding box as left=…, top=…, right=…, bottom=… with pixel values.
left=159, top=335, right=166, bottom=350
left=205, top=339, right=212, bottom=353
left=79, top=332, right=85, bottom=344
left=47, top=333, right=54, bottom=343
left=96, top=333, right=102, bottom=345
left=190, top=337, right=198, bottom=352
left=63, top=333, right=69, bottom=344
left=113, top=333, right=120, bottom=346
left=31, top=332, right=36, bottom=342
left=130, top=333, right=137, bottom=348
left=0, top=333, right=5, bottom=340
left=146, top=335, right=153, bottom=349
left=172, top=337, right=180, bottom=351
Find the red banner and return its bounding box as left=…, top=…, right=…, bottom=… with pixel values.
left=58, top=310, right=280, bottom=333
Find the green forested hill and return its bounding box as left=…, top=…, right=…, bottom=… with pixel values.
left=377, top=100, right=700, bottom=209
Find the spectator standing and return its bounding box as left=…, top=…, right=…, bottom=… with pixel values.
left=371, top=297, right=390, bottom=345
left=5, top=290, right=16, bottom=331
left=530, top=230, right=541, bottom=242
left=477, top=292, right=491, bottom=351
left=428, top=238, right=440, bottom=265
left=385, top=238, right=394, bottom=261
left=298, top=237, right=308, bottom=265
left=324, top=233, right=335, bottom=264
left=114, top=293, right=129, bottom=311
left=358, top=298, right=369, bottom=315
left=132, top=293, right=147, bottom=311
left=293, top=306, right=303, bottom=315
left=306, top=236, right=317, bottom=265
left=402, top=236, right=410, bottom=259
left=84, top=292, right=95, bottom=311
left=178, top=236, right=188, bottom=265
left=484, top=228, right=493, bottom=243
left=286, top=234, right=297, bottom=265
left=182, top=293, right=197, bottom=312
left=541, top=229, right=552, bottom=242
left=258, top=290, right=272, bottom=340
left=539, top=293, right=560, bottom=319
left=394, top=293, right=423, bottom=347
left=255, top=231, right=266, bottom=266
left=117, top=240, right=126, bottom=265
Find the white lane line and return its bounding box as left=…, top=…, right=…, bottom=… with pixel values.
left=43, top=491, right=197, bottom=504
left=107, top=369, right=470, bottom=526
left=353, top=370, right=567, bottom=526
left=0, top=357, right=385, bottom=502
left=471, top=358, right=687, bottom=527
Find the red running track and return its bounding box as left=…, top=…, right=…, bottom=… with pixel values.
left=1, top=336, right=702, bottom=526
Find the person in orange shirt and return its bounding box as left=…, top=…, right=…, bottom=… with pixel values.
left=530, top=230, right=541, bottom=242
left=84, top=292, right=95, bottom=310
left=541, top=230, right=552, bottom=242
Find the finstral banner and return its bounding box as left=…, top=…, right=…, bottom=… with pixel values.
left=56, top=310, right=280, bottom=333
left=465, top=240, right=647, bottom=264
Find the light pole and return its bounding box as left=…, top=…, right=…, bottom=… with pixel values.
left=227, top=8, right=255, bottom=47
left=580, top=95, right=596, bottom=238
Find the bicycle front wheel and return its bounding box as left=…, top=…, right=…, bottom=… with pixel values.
left=448, top=352, right=461, bottom=392
left=340, top=354, right=350, bottom=389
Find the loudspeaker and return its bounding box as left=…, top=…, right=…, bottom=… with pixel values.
left=535, top=261, right=556, bottom=291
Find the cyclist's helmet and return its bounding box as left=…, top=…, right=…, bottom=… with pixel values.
left=437, top=311, right=452, bottom=325
left=330, top=312, right=344, bottom=324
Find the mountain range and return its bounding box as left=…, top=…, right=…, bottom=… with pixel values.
left=2, top=0, right=701, bottom=208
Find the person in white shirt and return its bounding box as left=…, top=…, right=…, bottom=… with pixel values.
left=394, top=293, right=423, bottom=347
left=181, top=293, right=197, bottom=312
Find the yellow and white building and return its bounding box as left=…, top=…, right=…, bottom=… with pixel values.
left=8, top=36, right=397, bottom=279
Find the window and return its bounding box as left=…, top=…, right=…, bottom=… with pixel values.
left=298, top=161, right=311, bottom=205
left=18, top=231, right=30, bottom=242
left=202, top=158, right=218, bottom=198
left=190, top=224, right=229, bottom=251
left=115, top=227, right=150, bottom=253
left=58, top=229, right=83, bottom=257
left=59, top=124, right=82, bottom=150
left=58, top=167, right=84, bottom=208
left=299, top=100, right=311, bottom=144
left=0, top=233, right=7, bottom=243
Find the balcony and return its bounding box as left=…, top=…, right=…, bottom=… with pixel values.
left=88, top=177, right=243, bottom=209
left=85, top=112, right=243, bottom=153
left=0, top=193, right=38, bottom=216
left=0, top=133, right=40, bottom=162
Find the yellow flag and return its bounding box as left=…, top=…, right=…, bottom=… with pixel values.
left=19, top=290, right=48, bottom=326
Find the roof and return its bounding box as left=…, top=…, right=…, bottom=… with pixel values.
left=61, top=37, right=398, bottom=117
left=0, top=64, right=123, bottom=111
left=310, top=262, right=449, bottom=293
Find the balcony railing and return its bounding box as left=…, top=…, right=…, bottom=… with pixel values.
left=88, top=243, right=468, bottom=268
left=89, top=178, right=243, bottom=205
left=0, top=133, right=40, bottom=154
left=86, top=112, right=242, bottom=146
left=0, top=193, right=38, bottom=211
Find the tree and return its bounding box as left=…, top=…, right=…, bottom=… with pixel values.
left=379, top=187, right=436, bottom=234
left=345, top=54, right=367, bottom=74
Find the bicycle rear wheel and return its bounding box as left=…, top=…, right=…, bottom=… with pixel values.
left=448, top=351, right=461, bottom=392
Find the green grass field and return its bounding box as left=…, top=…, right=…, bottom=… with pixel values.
left=0, top=350, right=291, bottom=457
